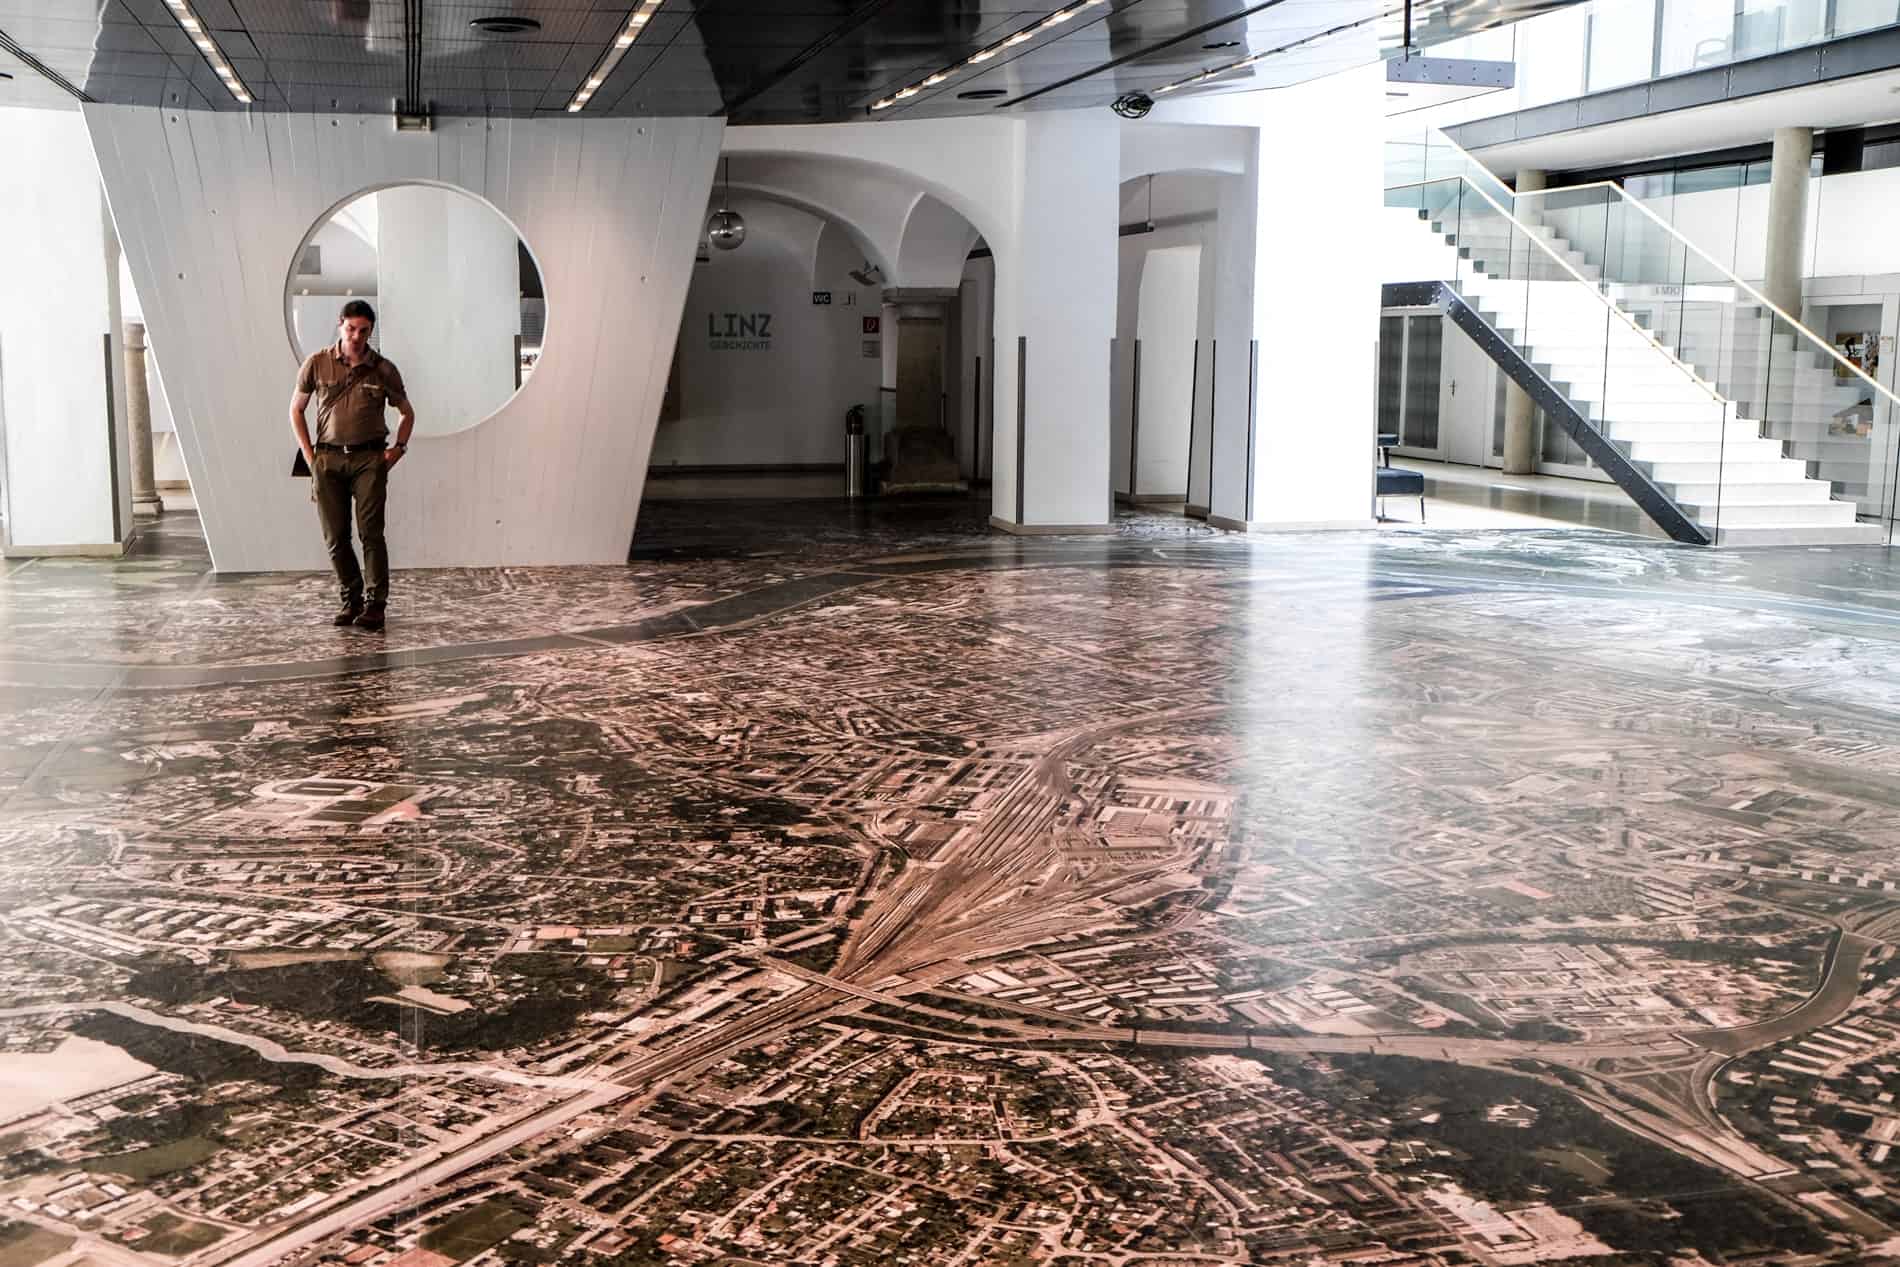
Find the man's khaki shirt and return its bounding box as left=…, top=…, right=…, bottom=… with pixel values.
left=296, top=343, right=409, bottom=446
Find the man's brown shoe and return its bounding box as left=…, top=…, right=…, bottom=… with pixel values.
left=353, top=603, right=386, bottom=632
left=333, top=603, right=363, bottom=627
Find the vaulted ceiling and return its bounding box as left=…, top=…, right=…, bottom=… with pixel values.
left=0, top=0, right=1580, bottom=122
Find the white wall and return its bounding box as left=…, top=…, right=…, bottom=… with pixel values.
left=649, top=198, right=882, bottom=468
left=1133, top=246, right=1200, bottom=498
left=1121, top=160, right=1238, bottom=510
left=88, top=107, right=722, bottom=571
left=0, top=109, right=129, bottom=553
left=957, top=254, right=995, bottom=481
left=300, top=215, right=379, bottom=294
left=288, top=211, right=384, bottom=358
left=1114, top=180, right=1219, bottom=505
left=376, top=184, right=521, bottom=439
left=730, top=114, right=1119, bottom=530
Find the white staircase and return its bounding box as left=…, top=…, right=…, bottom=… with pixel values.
left=1386, top=205, right=1883, bottom=546
left=1619, top=298, right=1877, bottom=505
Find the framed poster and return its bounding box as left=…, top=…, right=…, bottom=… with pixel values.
left=1833, top=330, right=1878, bottom=383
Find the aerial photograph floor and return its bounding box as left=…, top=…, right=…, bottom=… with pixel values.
left=7, top=500, right=1900, bottom=1266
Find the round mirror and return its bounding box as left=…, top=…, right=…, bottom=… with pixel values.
left=285, top=184, right=545, bottom=438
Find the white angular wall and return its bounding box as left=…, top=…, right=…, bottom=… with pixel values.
left=85, top=107, right=722, bottom=571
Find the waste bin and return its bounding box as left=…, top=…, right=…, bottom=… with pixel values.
left=845, top=405, right=867, bottom=498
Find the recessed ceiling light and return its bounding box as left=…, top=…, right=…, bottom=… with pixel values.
left=957, top=88, right=1006, bottom=99
left=470, top=16, right=542, bottom=35
left=158, top=0, right=253, bottom=105
left=566, top=0, right=663, bottom=112
left=870, top=2, right=1097, bottom=115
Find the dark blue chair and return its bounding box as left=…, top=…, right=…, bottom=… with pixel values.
left=1377, top=466, right=1425, bottom=522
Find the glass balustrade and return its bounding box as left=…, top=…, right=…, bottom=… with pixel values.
left=1385, top=172, right=1731, bottom=542
left=1519, top=181, right=1899, bottom=541
left=1384, top=128, right=1900, bottom=545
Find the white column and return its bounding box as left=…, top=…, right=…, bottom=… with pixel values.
left=1185, top=231, right=1219, bottom=516
left=990, top=111, right=1119, bottom=532
left=1206, top=64, right=1383, bottom=531
left=375, top=185, right=520, bottom=436
left=0, top=110, right=131, bottom=556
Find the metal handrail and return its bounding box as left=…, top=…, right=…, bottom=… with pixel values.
left=1514, top=180, right=1900, bottom=410
left=1387, top=175, right=1725, bottom=404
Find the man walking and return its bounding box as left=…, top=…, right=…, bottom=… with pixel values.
left=289, top=300, right=414, bottom=631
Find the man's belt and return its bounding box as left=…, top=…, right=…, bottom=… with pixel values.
left=313, top=441, right=385, bottom=454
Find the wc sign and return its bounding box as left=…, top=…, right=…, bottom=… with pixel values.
left=708, top=312, right=773, bottom=352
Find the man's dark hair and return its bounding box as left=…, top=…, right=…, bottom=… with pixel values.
left=338, top=299, right=377, bottom=326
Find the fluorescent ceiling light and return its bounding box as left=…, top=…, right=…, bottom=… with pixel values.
left=867, top=1, right=1101, bottom=116
left=1149, top=10, right=1380, bottom=99
left=160, top=0, right=253, bottom=105
left=568, top=0, right=664, bottom=113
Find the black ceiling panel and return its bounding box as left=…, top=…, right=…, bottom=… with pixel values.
left=0, top=0, right=1584, bottom=120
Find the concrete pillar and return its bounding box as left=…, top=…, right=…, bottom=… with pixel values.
left=1501, top=168, right=1546, bottom=475
left=1764, top=126, right=1813, bottom=319
left=124, top=322, right=164, bottom=516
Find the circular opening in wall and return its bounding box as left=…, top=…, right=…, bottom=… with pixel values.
left=284, top=184, right=547, bottom=439
left=956, top=88, right=1006, bottom=99
left=469, top=15, right=541, bottom=34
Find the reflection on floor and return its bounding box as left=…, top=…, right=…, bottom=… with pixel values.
left=8, top=503, right=1900, bottom=1265
left=1387, top=459, right=1662, bottom=536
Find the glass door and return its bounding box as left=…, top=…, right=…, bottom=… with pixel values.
left=1377, top=311, right=1447, bottom=461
